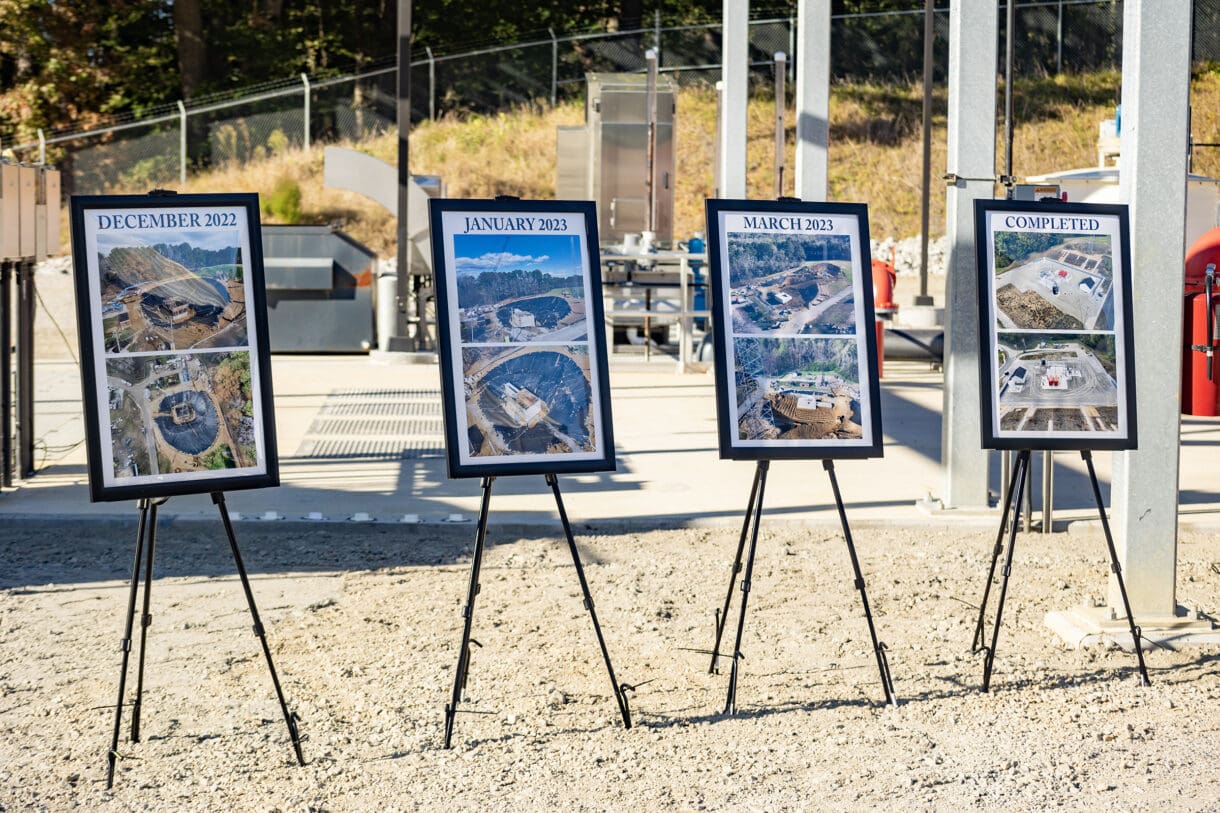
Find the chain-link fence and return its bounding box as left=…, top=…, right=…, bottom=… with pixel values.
left=2, top=0, right=1214, bottom=199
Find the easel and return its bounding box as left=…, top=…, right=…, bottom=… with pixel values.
left=105, top=492, right=305, bottom=787
left=707, top=459, right=896, bottom=714
left=442, top=474, right=633, bottom=747
left=971, top=449, right=1151, bottom=691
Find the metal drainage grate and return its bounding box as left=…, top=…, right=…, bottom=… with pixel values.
left=295, top=438, right=444, bottom=460
left=294, top=388, right=446, bottom=460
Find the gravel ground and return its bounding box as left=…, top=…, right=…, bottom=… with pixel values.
left=2, top=519, right=1220, bottom=812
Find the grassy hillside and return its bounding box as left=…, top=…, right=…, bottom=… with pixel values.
left=165, top=69, right=1220, bottom=256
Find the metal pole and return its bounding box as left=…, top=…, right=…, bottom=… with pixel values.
left=720, top=0, right=749, bottom=199
left=1056, top=0, right=1064, bottom=74
left=644, top=49, right=658, bottom=235
left=774, top=52, right=787, bottom=199
left=1112, top=0, right=1192, bottom=619
left=794, top=0, right=830, bottom=202
left=177, top=101, right=187, bottom=186
left=679, top=255, right=690, bottom=373
left=426, top=47, right=435, bottom=121
left=713, top=81, right=724, bottom=199
left=549, top=28, right=558, bottom=107
left=1003, top=0, right=1015, bottom=191
left=940, top=0, right=996, bottom=510
left=1041, top=450, right=1053, bottom=534
left=16, top=259, right=34, bottom=478
left=0, top=261, right=11, bottom=488
left=301, top=74, right=311, bottom=152
left=788, top=16, right=796, bottom=82
left=394, top=0, right=413, bottom=350
left=654, top=8, right=662, bottom=55
left=1000, top=449, right=1011, bottom=510
left=37, top=130, right=45, bottom=165
left=916, top=0, right=935, bottom=306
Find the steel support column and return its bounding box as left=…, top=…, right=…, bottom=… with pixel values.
left=1112, top=0, right=1191, bottom=619
left=719, top=0, right=749, bottom=199
left=794, top=0, right=830, bottom=202
left=393, top=0, right=414, bottom=349
left=939, top=0, right=996, bottom=510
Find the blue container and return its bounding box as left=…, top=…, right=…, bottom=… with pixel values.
left=688, top=233, right=707, bottom=329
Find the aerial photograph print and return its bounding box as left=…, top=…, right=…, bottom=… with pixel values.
left=454, top=233, right=589, bottom=344
left=727, top=231, right=856, bottom=335
left=460, top=344, right=596, bottom=458
left=96, top=229, right=248, bottom=353
left=994, top=332, right=1119, bottom=433
left=992, top=230, right=1114, bottom=331
left=732, top=336, right=863, bottom=442
left=104, top=351, right=259, bottom=479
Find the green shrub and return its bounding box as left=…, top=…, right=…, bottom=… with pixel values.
left=262, top=175, right=302, bottom=223
left=266, top=128, right=289, bottom=155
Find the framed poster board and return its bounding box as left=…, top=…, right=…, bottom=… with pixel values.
left=70, top=193, right=278, bottom=502
left=975, top=198, right=1137, bottom=451
left=429, top=198, right=615, bottom=479
left=706, top=199, right=883, bottom=460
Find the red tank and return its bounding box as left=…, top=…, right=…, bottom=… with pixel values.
left=1183, top=228, right=1220, bottom=416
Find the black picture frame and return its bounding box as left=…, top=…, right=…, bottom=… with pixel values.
left=70, top=193, right=279, bottom=502
left=706, top=199, right=884, bottom=461
left=429, top=198, right=616, bottom=479
left=974, top=198, right=1137, bottom=451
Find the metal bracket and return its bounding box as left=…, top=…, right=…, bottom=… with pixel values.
left=943, top=172, right=999, bottom=185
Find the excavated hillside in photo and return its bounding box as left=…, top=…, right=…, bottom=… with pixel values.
left=101, top=246, right=229, bottom=309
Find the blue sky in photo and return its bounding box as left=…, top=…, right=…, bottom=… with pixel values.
left=95, top=229, right=240, bottom=255
left=453, top=234, right=583, bottom=277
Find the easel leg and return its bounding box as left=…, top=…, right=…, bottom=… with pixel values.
left=1081, top=451, right=1151, bottom=686
left=823, top=460, right=895, bottom=706
left=212, top=493, right=306, bottom=766
left=130, top=498, right=165, bottom=743
left=547, top=474, right=633, bottom=730
left=443, top=476, right=494, bottom=749
left=106, top=499, right=152, bottom=789
left=709, top=462, right=763, bottom=675
left=972, top=452, right=1029, bottom=653
left=724, top=460, right=769, bottom=715
left=981, top=450, right=1031, bottom=692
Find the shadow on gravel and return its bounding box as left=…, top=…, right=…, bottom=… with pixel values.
left=0, top=519, right=483, bottom=590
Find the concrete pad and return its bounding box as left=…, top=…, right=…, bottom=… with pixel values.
left=1045, top=605, right=1220, bottom=652
left=5, top=353, right=1220, bottom=533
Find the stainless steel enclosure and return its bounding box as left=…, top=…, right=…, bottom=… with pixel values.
left=261, top=225, right=377, bottom=353
left=556, top=72, right=675, bottom=245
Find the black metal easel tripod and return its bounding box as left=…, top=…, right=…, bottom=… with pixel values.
left=971, top=449, right=1151, bottom=692
left=707, top=459, right=896, bottom=714
left=105, top=492, right=306, bottom=788
left=442, top=474, right=633, bottom=748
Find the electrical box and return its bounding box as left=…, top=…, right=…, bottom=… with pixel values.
left=1011, top=184, right=1062, bottom=202
left=17, top=165, right=37, bottom=258
left=0, top=162, right=18, bottom=260
left=35, top=168, right=61, bottom=260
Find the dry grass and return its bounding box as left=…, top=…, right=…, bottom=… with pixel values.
left=127, top=69, right=1219, bottom=256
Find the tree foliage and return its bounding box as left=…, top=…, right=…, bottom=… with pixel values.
left=456, top=268, right=582, bottom=308
left=728, top=233, right=852, bottom=282
left=0, top=0, right=740, bottom=141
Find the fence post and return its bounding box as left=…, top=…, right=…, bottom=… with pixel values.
left=1057, top=0, right=1064, bottom=74
left=37, top=130, right=45, bottom=164
left=654, top=9, right=662, bottom=56
left=426, top=47, right=436, bottom=120
left=301, top=73, right=311, bottom=151
left=774, top=52, right=786, bottom=199
left=178, top=100, right=187, bottom=185
left=549, top=29, right=558, bottom=107
left=789, top=16, right=796, bottom=82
